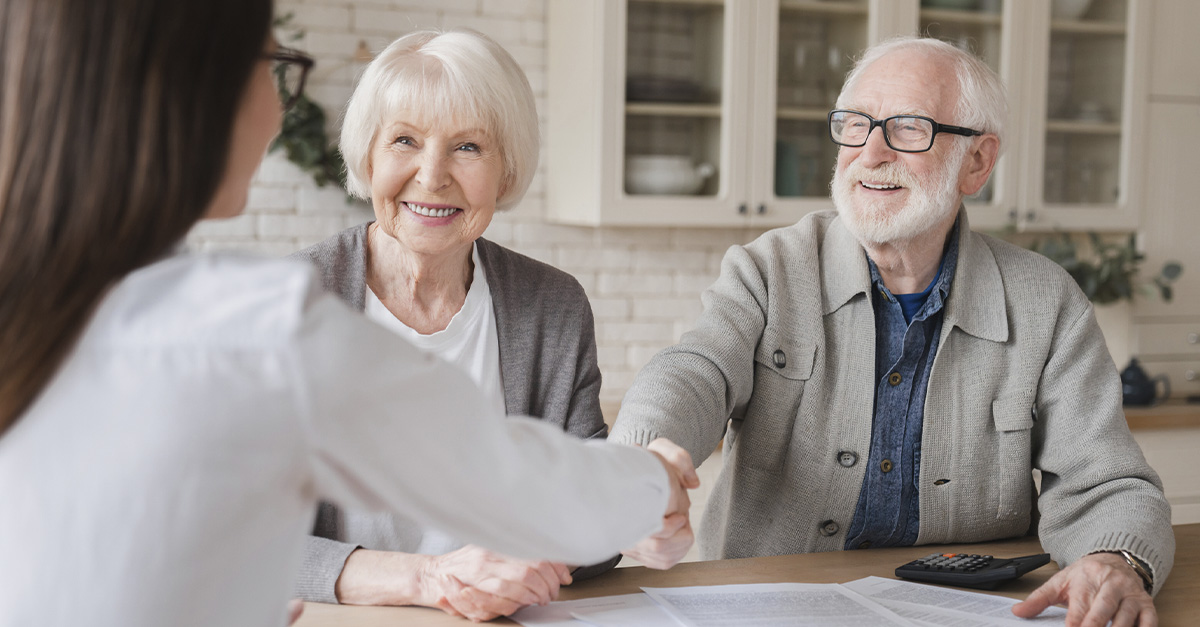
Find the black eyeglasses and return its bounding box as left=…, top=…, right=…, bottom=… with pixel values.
left=828, top=109, right=983, bottom=153
left=265, top=47, right=314, bottom=111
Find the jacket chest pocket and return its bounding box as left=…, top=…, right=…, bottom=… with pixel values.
left=734, top=330, right=816, bottom=470
left=992, top=393, right=1035, bottom=520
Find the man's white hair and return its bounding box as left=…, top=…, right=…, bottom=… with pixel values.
left=339, top=29, right=539, bottom=210
left=836, top=36, right=1008, bottom=153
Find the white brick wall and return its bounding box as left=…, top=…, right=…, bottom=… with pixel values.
left=191, top=0, right=770, bottom=403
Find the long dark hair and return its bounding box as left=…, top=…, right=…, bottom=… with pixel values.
left=0, top=0, right=274, bottom=434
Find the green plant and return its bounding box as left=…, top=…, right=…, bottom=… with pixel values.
left=1030, top=232, right=1182, bottom=305
left=270, top=13, right=353, bottom=201
left=271, top=94, right=348, bottom=192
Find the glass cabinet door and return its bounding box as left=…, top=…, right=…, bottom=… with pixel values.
left=772, top=0, right=869, bottom=201
left=623, top=0, right=725, bottom=198
left=918, top=0, right=1006, bottom=206
left=1041, top=0, right=1128, bottom=207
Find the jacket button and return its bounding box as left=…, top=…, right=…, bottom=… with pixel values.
left=773, top=349, right=787, bottom=368
left=858, top=540, right=872, bottom=549
left=888, top=372, right=902, bottom=386
left=880, top=458, right=893, bottom=473
left=819, top=520, right=840, bottom=536
left=837, top=451, right=858, bottom=467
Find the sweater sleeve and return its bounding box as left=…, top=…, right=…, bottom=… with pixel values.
left=1033, top=301, right=1175, bottom=595
left=610, top=244, right=769, bottom=467
left=293, top=536, right=359, bottom=603
left=291, top=292, right=671, bottom=567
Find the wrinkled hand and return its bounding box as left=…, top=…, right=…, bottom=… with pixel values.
left=1012, top=552, right=1155, bottom=627
left=423, top=545, right=572, bottom=622
left=622, top=438, right=701, bottom=570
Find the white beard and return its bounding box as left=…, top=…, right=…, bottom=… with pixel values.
left=832, top=145, right=966, bottom=246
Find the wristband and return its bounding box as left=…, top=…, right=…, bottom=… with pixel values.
left=1112, top=549, right=1154, bottom=594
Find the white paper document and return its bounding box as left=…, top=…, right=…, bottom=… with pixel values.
left=510, top=593, right=682, bottom=627
left=512, top=577, right=1068, bottom=627
left=642, top=583, right=914, bottom=627
left=842, top=577, right=1066, bottom=626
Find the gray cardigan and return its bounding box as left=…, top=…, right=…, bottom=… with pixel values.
left=612, top=210, right=1175, bottom=594
left=290, top=223, right=615, bottom=603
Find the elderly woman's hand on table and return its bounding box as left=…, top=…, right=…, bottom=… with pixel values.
left=336, top=545, right=571, bottom=621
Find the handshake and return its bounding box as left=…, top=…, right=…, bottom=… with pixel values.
left=623, top=438, right=702, bottom=570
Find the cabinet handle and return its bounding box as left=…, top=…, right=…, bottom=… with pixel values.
left=1187, top=370, right=1197, bottom=382
left=1007, top=208, right=1018, bottom=222
left=1188, top=332, right=1198, bottom=345
left=737, top=204, right=748, bottom=215
left=1025, top=210, right=1037, bottom=223
left=756, top=203, right=766, bottom=215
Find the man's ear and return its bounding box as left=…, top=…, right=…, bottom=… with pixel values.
left=958, top=133, right=1000, bottom=196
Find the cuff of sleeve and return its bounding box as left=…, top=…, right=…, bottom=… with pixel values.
left=1086, top=532, right=1164, bottom=596
left=569, top=554, right=623, bottom=582
left=294, top=536, right=362, bottom=604
left=611, top=427, right=661, bottom=448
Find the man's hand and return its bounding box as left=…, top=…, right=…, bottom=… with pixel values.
left=1012, top=552, right=1155, bottom=627
left=422, top=545, right=572, bottom=622
left=622, top=438, right=701, bottom=570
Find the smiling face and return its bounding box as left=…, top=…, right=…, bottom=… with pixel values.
left=367, top=111, right=504, bottom=259
left=831, top=49, right=971, bottom=245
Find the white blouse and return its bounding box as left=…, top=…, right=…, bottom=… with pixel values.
left=0, top=253, right=668, bottom=627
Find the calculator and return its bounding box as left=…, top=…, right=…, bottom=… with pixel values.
left=895, top=552, right=1052, bottom=590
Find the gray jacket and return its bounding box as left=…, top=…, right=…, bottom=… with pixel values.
left=290, top=223, right=614, bottom=603
left=611, top=210, right=1174, bottom=594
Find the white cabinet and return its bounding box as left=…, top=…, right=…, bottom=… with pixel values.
left=546, top=0, right=1152, bottom=229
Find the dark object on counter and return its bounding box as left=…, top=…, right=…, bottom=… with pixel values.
left=1121, top=358, right=1171, bottom=406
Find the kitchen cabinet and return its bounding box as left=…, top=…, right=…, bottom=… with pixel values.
left=545, top=0, right=1151, bottom=230
left=1131, top=426, right=1200, bottom=524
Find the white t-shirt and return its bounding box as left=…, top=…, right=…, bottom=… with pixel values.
left=0, top=253, right=669, bottom=627
left=364, top=243, right=506, bottom=420
left=360, top=243, right=505, bottom=555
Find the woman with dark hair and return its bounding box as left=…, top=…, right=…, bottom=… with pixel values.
left=0, top=1, right=697, bottom=625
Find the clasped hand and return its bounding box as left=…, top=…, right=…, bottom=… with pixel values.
left=1013, top=552, right=1156, bottom=627
left=424, top=545, right=574, bottom=622
left=621, top=438, right=702, bottom=570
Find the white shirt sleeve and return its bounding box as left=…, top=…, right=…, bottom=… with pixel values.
left=291, top=292, right=670, bottom=566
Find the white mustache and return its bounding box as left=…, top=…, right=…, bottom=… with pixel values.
left=846, top=162, right=919, bottom=190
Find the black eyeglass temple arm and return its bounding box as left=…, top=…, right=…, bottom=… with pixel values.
left=937, top=123, right=984, bottom=137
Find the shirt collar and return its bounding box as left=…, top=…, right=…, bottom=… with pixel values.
left=822, top=207, right=1008, bottom=343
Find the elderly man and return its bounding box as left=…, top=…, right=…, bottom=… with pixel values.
left=612, top=37, right=1173, bottom=627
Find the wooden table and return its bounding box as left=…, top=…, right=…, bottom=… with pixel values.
left=297, top=523, right=1198, bottom=626
left=1125, top=400, right=1200, bottom=430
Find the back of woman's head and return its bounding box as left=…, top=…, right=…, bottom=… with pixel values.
left=0, top=0, right=273, bottom=434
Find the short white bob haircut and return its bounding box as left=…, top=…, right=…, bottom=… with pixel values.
left=836, top=36, right=1008, bottom=155
left=340, top=29, right=539, bottom=210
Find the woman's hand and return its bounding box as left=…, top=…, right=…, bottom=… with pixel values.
left=422, top=545, right=572, bottom=622
left=622, top=438, right=701, bottom=570
left=1012, top=552, right=1156, bottom=627
left=335, top=544, right=569, bottom=620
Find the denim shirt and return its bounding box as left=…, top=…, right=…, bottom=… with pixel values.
left=844, top=220, right=960, bottom=550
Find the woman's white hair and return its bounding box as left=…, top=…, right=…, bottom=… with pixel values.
left=836, top=36, right=1008, bottom=154
left=340, top=29, right=539, bottom=210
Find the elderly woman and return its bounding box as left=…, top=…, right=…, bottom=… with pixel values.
left=290, top=30, right=659, bottom=621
